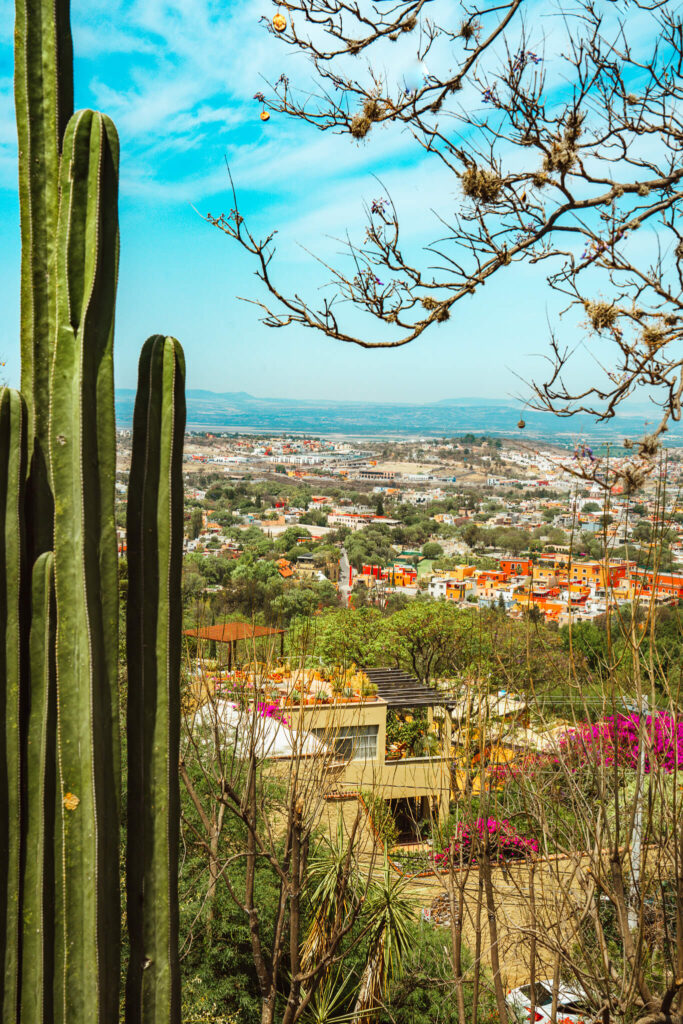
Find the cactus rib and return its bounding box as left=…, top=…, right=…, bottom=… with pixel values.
left=49, top=108, right=120, bottom=1023
left=126, top=336, right=185, bottom=1024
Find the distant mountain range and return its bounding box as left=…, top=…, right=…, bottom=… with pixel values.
left=114, top=389, right=682, bottom=443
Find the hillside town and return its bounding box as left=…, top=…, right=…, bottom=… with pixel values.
left=156, top=429, right=683, bottom=1023
left=6, top=0, right=683, bottom=1020
left=116, top=429, right=683, bottom=627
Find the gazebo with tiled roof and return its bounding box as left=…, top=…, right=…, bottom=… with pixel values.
left=184, top=621, right=285, bottom=669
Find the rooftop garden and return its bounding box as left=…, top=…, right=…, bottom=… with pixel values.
left=188, top=658, right=380, bottom=709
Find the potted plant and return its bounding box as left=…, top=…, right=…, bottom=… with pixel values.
left=342, top=686, right=355, bottom=702
left=289, top=689, right=302, bottom=705
left=361, top=681, right=378, bottom=701
left=314, top=689, right=330, bottom=704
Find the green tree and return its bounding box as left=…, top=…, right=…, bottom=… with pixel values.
left=631, top=521, right=652, bottom=543
left=345, top=526, right=396, bottom=571
left=304, top=607, right=391, bottom=667
left=460, top=523, right=481, bottom=549
left=422, top=541, right=444, bottom=559
left=388, top=603, right=465, bottom=684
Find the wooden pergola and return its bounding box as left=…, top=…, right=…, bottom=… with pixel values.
left=184, top=621, right=286, bottom=670
left=364, top=668, right=454, bottom=708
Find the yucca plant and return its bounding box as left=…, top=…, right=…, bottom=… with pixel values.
left=301, top=969, right=359, bottom=1024
left=352, top=855, right=417, bottom=1021
left=301, top=816, right=363, bottom=973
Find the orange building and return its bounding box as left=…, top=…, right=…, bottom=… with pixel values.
left=499, top=558, right=533, bottom=577
left=630, top=570, right=683, bottom=602
left=568, top=560, right=634, bottom=589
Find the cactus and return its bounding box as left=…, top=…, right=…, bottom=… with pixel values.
left=21, top=551, right=57, bottom=1024
left=0, top=0, right=186, bottom=1019
left=126, top=336, right=186, bottom=1024
left=0, top=388, right=27, bottom=1022
left=49, top=107, right=121, bottom=1022
left=14, top=0, right=73, bottom=559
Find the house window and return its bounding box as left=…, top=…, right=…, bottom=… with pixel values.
left=312, top=724, right=379, bottom=761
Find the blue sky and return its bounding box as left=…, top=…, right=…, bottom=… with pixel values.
left=0, top=0, right=638, bottom=404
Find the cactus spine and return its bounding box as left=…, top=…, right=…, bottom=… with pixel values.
left=1, top=0, right=186, bottom=1019
left=49, top=108, right=121, bottom=1021
left=126, top=336, right=186, bottom=1024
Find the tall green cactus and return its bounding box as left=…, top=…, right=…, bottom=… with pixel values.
left=0, top=388, right=27, bottom=1023
left=126, top=336, right=186, bottom=1024
left=21, top=550, right=56, bottom=1024
left=5, top=0, right=187, bottom=1019
left=14, top=0, right=73, bottom=559
left=49, top=107, right=121, bottom=1022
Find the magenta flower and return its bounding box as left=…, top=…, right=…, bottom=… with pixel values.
left=434, top=817, right=538, bottom=864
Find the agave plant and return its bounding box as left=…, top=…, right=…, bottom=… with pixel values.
left=412, top=731, right=441, bottom=758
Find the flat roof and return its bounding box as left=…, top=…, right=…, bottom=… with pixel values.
left=365, top=668, right=452, bottom=708
left=184, top=622, right=285, bottom=643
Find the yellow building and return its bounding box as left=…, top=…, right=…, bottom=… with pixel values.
left=432, top=564, right=476, bottom=581
left=284, top=670, right=453, bottom=830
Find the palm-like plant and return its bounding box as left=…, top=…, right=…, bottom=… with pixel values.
left=353, top=854, right=417, bottom=1021
left=301, top=968, right=359, bottom=1024
left=301, top=815, right=363, bottom=973
left=412, top=731, right=440, bottom=758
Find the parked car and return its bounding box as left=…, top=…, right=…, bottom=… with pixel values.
left=506, top=981, right=590, bottom=1024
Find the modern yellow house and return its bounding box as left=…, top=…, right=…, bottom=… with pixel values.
left=286, top=669, right=454, bottom=833
left=187, top=620, right=456, bottom=843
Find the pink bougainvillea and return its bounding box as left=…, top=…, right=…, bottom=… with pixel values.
left=256, top=702, right=288, bottom=725
left=434, top=817, right=538, bottom=864
left=560, top=713, right=683, bottom=774
left=485, top=713, right=683, bottom=783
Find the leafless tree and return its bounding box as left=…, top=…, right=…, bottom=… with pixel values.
left=179, top=647, right=378, bottom=1024
left=424, top=541, right=683, bottom=1024
left=210, top=0, right=683, bottom=469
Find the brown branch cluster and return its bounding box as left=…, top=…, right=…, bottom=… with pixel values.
left=212, top=0, right=683, bottom=464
